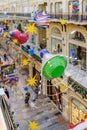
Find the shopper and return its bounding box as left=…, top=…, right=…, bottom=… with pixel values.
left=25, top=92, right=30, bottom=104
left=5, top=88, right=10, bottom=99
left=4, top=54, right=9, bottom=61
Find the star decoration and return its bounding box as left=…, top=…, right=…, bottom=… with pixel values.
left=4, top=19, right=7, bottom=23
left=13, top=14, right=16, bottom=18
left=60, top=19, right=67, bottom=25
left=3, top=32, right=8, bottom=37
left=26, top=75, right=37, bottom=87
left=79, top=105, right=84, bottom=110
left=61, top=84, right=67, bottom=91
left=22, top=59, right=29, bottom=66
left=13, top=39, right=19, bottom=44
left=26, top=24, right=36, bottom=34
left=28, top=121, right=40, bottom=130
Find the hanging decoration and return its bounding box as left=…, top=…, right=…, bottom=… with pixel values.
left=13, top=39, right=19, bottom=44
left=60, top=19, right=67, bottom=26
left=34, top=9, right=50, bottom=29
left=39, top=49, right=67, bottom=79
left=13, top=14, right=16, bottom=18
left=26, top=75, right=37, bottom=87
left=21, top=59, right=29, bottom=66
left=9, top=30, right=29, bottom=44
left=71, top=1, right=80, bottom=13
left=17, top=32, right=29, bottom=44
left=61, top=84, right=67, bottom=91
left=28, top=121, right=40, bottom=130
left=3, top=31, right=9, bottom=37
left=23, top=87, right=28, bottom=92
left=26, top=24, right=36, bottom=35
left=79, top=105, right=84, bottom=110
left=4, top=19, right=7, bottom=24
left=9, top=30, right=21, bottom=39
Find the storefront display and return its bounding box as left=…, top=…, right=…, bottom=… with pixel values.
left=71, top=99, right=87, bottom=125
left=69, top=43, right=86, bottom=70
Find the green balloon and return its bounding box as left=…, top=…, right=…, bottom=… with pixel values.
left=42, top=55, right=67, bottom=79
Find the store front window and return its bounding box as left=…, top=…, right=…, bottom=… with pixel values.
left=69, top=43, right=86, bottom=70
left=71, top=99, right=86, bottom=125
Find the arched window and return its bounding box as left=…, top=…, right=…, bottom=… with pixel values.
left=69, top=31, right=86, bottom=42
left=51, top=27, right=61, bottom=37
left=11, top=6, right=15, bottom=12
left=50, top=3, right=53, bottom=14
left=55, top=2, right=62, bottom=14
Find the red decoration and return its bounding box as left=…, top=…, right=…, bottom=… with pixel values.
left=10, top=30, right=29, bottom=44
left=18, top=32, right=29, bottom=44
left=72, top=5, right=77, bottom=9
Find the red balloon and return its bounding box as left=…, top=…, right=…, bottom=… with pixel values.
left=12, top=30, right=21, bottom=39
left=18, top=32, right=29, bottom=44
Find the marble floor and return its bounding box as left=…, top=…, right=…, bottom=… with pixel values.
left=8, top=70, right=69, bottom=130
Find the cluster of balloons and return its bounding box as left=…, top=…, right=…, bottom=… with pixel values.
left=9, top=30, right=29, bottom=44
left=71, top=1, right=79, bottom=12
left=34, top=10, right=50, bottom=29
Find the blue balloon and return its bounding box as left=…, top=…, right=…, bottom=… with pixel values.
left=3, top=27, right=7, bottom=31
left=28, top=48, right=34, bottom=55
left=23, top=87, right=28, bottom=91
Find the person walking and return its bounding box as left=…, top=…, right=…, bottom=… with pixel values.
left=5, top=88, right=10, bottom=99
left=25, top=92, right=30, bottom=104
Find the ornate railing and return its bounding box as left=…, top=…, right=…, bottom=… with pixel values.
left=0, top=12, right=87, bottom=22
left=68, top=77, right=87, bottom=99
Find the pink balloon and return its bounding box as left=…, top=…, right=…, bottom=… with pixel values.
left=18, top=32, right=29, bottom=44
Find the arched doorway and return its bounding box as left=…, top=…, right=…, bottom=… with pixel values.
left=69, top=30, right=86, bottom=71
left=51, top=27, right=62, bottom=54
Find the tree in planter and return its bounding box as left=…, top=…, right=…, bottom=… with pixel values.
left=17, top=23, right=24, bottom=33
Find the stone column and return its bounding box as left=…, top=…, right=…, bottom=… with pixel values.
left=46, top=27, right=52, bottom=53
left=42, top=77, right=47, bottom=95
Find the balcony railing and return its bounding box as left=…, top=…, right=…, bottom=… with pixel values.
left=50, top=13, right=87, bottom=23
left=68, top=77, right=87, bottom=99
left=0, top=12, right=87, bottom=23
